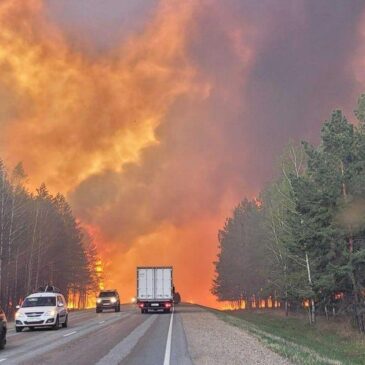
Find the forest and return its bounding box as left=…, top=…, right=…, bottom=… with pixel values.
left=213, top=94, right=365, bottom=333
left=0, top=163, right=99, bottom=316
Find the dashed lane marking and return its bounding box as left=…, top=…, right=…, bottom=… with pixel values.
left=95, top=315, right=157, bottom=365
left=63, top=331, right=77, bottom=337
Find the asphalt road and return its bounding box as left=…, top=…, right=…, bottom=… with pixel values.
left=0, top=304, right=193, bottom=365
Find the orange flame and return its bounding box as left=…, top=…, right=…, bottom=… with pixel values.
left=0, top=0, right=204, bottom=192
left=0, top=0, right=252, bottom=307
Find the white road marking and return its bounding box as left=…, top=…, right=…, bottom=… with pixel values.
left=96, top=315, right=157, bottom=365
left=99, top=321, right=105, bottom=324
left=3, top=312, right=133, bottom=364
left=63, top=331, right=77, bottom=337
left=0, top=358, right=7, bottom=362
left=163, top=308, right=174, bottom=365
left=8, top=333, right=20, bottom=337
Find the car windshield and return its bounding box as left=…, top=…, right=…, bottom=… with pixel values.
left=99, top=292, right=116, bottom=297
left=22, top=297, right=56, bottom=307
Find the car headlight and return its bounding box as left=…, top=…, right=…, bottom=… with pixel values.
left=15, top=311, right=24, bottom=319
left=45, top=309, right=56, bottom=316
left=110, top=297, right=117, bottom=304
left=96, top=298, right=102, bottom=304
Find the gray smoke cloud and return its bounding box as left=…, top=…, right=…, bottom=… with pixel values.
left=9, top=0, right=359, bottom=304
left=65, top=0, right=365, bottom=245
left=45, top=0, right=157, bottom=53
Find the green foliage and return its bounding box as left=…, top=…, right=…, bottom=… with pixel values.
left=354, top=94, right=365, bottom=124
left=213, top=95, right=365, bottom=331
left=212, top=199, right=270, bottom=303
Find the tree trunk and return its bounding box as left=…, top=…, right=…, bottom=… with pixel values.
left=14, top=246, right=19, bottom=307
left=0, top=169, right=5, bottom=304
left=34, top=226, right=43, bottom=290
left=4, top=192, right=15, bottom=312
left=307, top=307, right=312, bottom=325
left=340, top=161, right=364, bottom=332
left=305, top=251, right=316, bottom=324
left=27, top=203, right=39, bottom=293
left=285, top=298, right=289, bottom=316
left=350, top=271, right=365, bottom=333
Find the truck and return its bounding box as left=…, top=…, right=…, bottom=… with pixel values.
left=136, top=266, right=173, bottom=313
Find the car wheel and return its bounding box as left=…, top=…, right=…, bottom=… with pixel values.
left=0, top=332, right=5, bottom=350
left=52, top=316, right=59, bottom=330
left=96, top=308, right=101, bottom=313
left=15, top=327, right=23, bottom=333
left=62, top=315, right=68, bottom=328
left=117, top=305, right=121, bottom=312
left=29, top=327, right=35, bottom=331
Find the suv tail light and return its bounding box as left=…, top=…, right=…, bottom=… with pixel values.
left=138, top=303, right=144, bottom=308
left=165, top=302, right=172, bottom=308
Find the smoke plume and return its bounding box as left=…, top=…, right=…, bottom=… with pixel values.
left=0, top=0, right=364, bottom=305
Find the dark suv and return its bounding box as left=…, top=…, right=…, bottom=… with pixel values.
left=96, top=290, right=120, bottom=313
left=0, top=306, right=7, bottom=350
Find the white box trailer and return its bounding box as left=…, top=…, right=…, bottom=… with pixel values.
left=137, top=266, right=173, bottom=313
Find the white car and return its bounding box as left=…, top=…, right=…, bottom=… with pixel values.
left=15, top=292, right=68, bottom=332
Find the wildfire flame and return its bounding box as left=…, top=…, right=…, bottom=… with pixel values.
left=0, top=0, right=202, bottom=192
left=0, top=0, right=251, bottom=307
left=219, top=297, right=281, bottom=311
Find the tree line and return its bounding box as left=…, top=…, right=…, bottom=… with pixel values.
left=213, top=94, right=365, bottom=332
left=0, top=162, right=100, bottom=316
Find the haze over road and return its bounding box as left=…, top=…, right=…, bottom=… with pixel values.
left=1, top=304, right=289, bottom=365
left=3, top=0, right=364, bottom=308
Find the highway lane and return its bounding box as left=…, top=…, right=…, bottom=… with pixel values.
left=120, top=308, right=192, bottom=365
left=0, top=304, right=193, bottom=365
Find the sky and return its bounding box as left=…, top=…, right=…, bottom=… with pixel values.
left=0, top=0, right=365, bottom=306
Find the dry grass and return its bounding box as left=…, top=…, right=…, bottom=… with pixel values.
left=212, top=309, right=365, bottom=365
left=266, top=310, right=365, bottom=343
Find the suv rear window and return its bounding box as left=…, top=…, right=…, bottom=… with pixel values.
left=23, top=297, right=56, bottom=307
left=99, top=292, right=117, bottom=297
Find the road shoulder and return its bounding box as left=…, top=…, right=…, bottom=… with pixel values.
left=179, top=304, right=292, bottom=365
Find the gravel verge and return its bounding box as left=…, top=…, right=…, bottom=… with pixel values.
left=180, top=305, right=292, bottom=365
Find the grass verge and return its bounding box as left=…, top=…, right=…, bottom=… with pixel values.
left=210, top=309, right=365, bottom=365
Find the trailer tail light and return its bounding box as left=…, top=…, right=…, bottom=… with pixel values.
left=165, top=302, right=172, bottom=308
